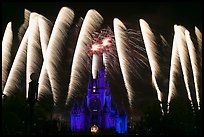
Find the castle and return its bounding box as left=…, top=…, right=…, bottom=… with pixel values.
left=70, top=66, right=127, bottom=134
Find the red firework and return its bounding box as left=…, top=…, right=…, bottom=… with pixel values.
left=90, top=37, right=113, bottom=54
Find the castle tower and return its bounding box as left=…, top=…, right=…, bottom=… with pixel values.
left=70, top=101, right=82, bottom=132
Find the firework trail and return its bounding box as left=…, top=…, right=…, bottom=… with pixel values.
left=66, top=9, right=103, bottom=105
left=18, top=9, right=31, bottom=41
left=45, top=7, right=74, bottom=107
left=167, top=26, right=181, bottom=113
left=26, top=13, right=43, bottom=99
left=185, top=30, right=201, bottom=110
left=102, top=52, right=108, bottom=72
left=38, top=15, right=53, bottom=59
left=3, top=26, right=29, bottom=97
left=113, top=18, right=134, bottom=108
left=195, top=26, right=202, bottom=68
left=174, top=25, right=194, bottom=110
left=92, top=54, right=102, bottom=79
left=139, top=19, right=164, bottom=115
left=2, top=22, right=13, bottom=92
left=37, top=15, right=53, bottom=103
left=126, top=29, right=149, bottom=80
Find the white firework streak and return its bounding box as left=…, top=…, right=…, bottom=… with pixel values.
left=26, top=13, right=43, bottom=99
left=37, top=15, right=53, bottom=102
left=2, top=22, right=13, bottom=92
left=3, top=26, right=29, bottom=97
left=67, top=9, right=103, bottom=104
left=38, top=15, right=53, bottom=59
left=175, top=25, right=194, bottom=110
left=102, top=52, right=108, bottom=75
left=113, top=18, right=134, bottom=108
left=18, top=9, right=31, bottom=41
left=38, top=64, right=53, bottom=103
left=92, top=54, right=102, bottom=79
left=185, top=30, right=201, bottom=110
left=195, top=26, right=202, bottom=68
left=46, top=7, right=74, bottom=107
left=139, top=19, right=164, bottom=115
left=160, top=34, right=169, bottom=47
left=167, top=26, right=181, bottom=113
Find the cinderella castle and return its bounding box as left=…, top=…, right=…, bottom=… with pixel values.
left=70, top=66, right=127, bottom=134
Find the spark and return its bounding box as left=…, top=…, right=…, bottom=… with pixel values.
left=90, top=43, right=102, bottom=53
left=101, top=37, right=112, bottom=48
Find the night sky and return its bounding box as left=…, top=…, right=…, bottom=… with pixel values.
left=2, top=2, right=202, bottom=34
left=2, top=2, right=202, bottom=118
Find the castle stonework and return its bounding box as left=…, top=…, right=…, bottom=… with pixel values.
left=70, top=66, right=127, bottom=134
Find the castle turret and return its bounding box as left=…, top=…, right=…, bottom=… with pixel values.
left=70, top=101, right=82, bottom=132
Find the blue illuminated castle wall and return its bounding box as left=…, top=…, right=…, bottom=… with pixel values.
left=70, top=66, right=127, bottom=134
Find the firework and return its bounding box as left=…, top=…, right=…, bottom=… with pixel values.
left=195, top=26, right=202, bottom=68
left=113, top=18, right=134, bottom=108
left=185, top=30, right=201, bottom=110
left=2, top=22, right=13, bottom=92
left=3, top=25, right=29, bottom=97
left=174, top=25, right=194, bottom=110
left=37, top=15, right=53, bottom=103
left=167, top=26, right=181, bottom=113
left=18, top=9, right=31, bottom=41
left=45, top=7, right=74, bottom=107
left=139, top=19, right=164, bottom=115
left=66, top=9, right=103, bottom=105
left=26, top=13, right=43, bottom=99
left=38, top=14, right=53, bottom=59
left=89, top=27, right=116, bottom=79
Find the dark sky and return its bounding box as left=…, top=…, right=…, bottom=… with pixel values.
left=2, top=2, right=202, bottom=33
left=2, top=2, right=202, bottom=118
